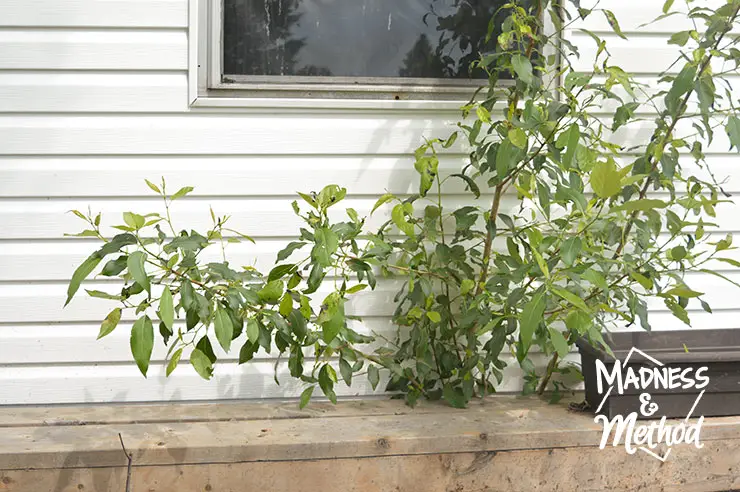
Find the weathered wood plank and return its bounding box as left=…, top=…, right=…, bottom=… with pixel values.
left=1, top=396, right=738, bottom=470
left=1, top=436, right=739, bottom=491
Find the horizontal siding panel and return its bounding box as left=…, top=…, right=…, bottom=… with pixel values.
left=2, top=234, right=739, bottom=282
left=0, top=0, right=187, bottom=28
left=570, top=0, right=726, bottom=34
left=0, top=195, right=736, bottom=240
left=1, top=272, right=738, bottom=325
left=0, top=72, right=188, bottom=112
left=0, top=196, right=481, bottom=239
left=0, top=353, right=574, bottom=404
left=0, top=115, right=458, bottom=155
left=0, top=155, right=738, bottom=198
left=0, top=239, right=290, bottom=282
left=0, top=30, right=187, bottom=70
left=0, top=116, right=728, bottom=156
left=0, top=310, right=736, bottom=366
left=0, top=318, right=392, bottom=365
left=0, top=361, right=377, bottom=404
left=0, top=156, right=470, bottom=197
left=581, top=75, right=740, bottom=115
left=567, top=32, right=727, bottom=75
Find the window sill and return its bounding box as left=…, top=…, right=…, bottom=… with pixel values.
left=190, top=95, right=471, bottom=112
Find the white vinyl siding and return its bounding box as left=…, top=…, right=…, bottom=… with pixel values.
left=0, top=0, right=737, bottom=404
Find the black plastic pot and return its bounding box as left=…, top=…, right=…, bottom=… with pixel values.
left=577, top=329, right=740, bottom=419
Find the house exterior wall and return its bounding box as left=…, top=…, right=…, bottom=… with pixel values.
left=0, top=0, right=738, bottom=404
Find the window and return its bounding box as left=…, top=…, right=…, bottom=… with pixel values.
left=192, top=0, right=545, bottom=104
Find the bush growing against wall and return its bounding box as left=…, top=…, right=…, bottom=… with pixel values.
left=67, top=0, right=740, bottom=407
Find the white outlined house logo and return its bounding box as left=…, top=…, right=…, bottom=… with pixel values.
left=593, top=347, right=707, bottom=461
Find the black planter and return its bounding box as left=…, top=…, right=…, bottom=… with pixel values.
left=577, top=329, right=740, bottom=420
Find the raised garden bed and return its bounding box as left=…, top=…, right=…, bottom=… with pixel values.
left=1, top=395, right=739, bottom=491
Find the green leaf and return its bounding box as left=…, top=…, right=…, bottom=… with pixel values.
left=85, top=289, right=124, bottom=301
left=321, top=297, right=345, bottom=343
left=391, top=204, right=416, bottom=238
left=548, top=328, right=570, bottom=359
left=582, top=269, right=608, bottom=291
left=414, top=156, right=439, bottom=197
left=550, top=286, right=589, bottom=312
left=566, top=310, right=591, bottom=335
left=563, top=124, right=580, bottom=170
left=339, top=358, right=353, bottom=386
left=159, top=286, right=174, bottom=332
left=662, top=0, right=675, bottom=13
left=123, top=212, right=145, bottom=230
left=476, top=105, right=491, bottom=123
left=496, top=140, right=514, bottom=180
left=299, top=386, right=315, bottom=409
left=316, top=185, right=347, bottom=210
left=511, top=54, right=533, bottom=85
left=130, top=315, right=154, bottom=377
left=276, top=242, right=307, bottom=262
left=258, top=280, right=284, bottom=304
left=98, top=233, right=137, bottom=257
left=630, top=271, right=654, bottom=290
left=214, top=307, right=233, bottom=352
left=65, top=254, right=102, bottom=306
left=145, top=179, right=162, bottom=194
left=519, top=290, right=546, bottom=352
left=560, top=237, right=582, bottom=266
left=531, top=248, right=549, bottom=278
left=312, top=228, right=339, bottom=266
left=268, top=264, right=297, bottom=282
left=318, top=364, right=337, bottom=404
left=664, top=286, right=704, bottom=298
left=279, top=294, right=293, bottom=317
left=460, top=278, right=475, bottom=296
left=426, top=311, right=441, bottom=323
left=612, top=102, right=639, bottom=131
left=665, top=64, right=697, bottom=113
left=668, top=30, right=691, bottom=46
left=190, top=348, right=214, bottom=380
left=442, top=132, right=458, bottom=149
left=717, top=257, right=740, bottom=268
left=726, top=116, right=740, bottom=151
left=368, top=364, right=380, bottom=390
left=450, top=173, right=481, bottom=198
left=346, top=284, right=368, bottom=294
left=371, top=193, right=395, bottom=214
left=602, top=9, right=626, bottom=39
left=612, top=199, right=668, bottom=213
left=97, top=308, right=121, bottom=339
left=670, top=246, right=687, bottom=261
left=509, top=128, right=528, bottom=149
left=170, top=186, right=194, bottom=200
left=665, top=299, right=691, bottom=326
left=246, top=319, right=259, bottom=343
left=166, top=348, right=182, bottom=377
left=101, top=256, right=128, bottom=277
left=127, top=251, right=150, bottom=295
left=442, top=384, right=467, bottom=409
left=590, top=160, right=622, bottom=198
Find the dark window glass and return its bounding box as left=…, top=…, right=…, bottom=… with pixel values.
left=222, top=0, right=519, bottom=80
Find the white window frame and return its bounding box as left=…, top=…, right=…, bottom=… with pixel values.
left=188, top=0, right=560, bottom=110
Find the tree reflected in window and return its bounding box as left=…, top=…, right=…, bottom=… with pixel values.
left=223, top=0, right=529, bottom=80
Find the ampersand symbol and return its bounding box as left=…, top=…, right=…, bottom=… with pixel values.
left=639, top=393, right=659, bottom=417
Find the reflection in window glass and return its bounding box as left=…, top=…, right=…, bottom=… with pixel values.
left=223, top=0, right=520, bottom=80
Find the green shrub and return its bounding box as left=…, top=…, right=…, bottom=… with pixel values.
left=67, top=0, right=740, bottom=407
